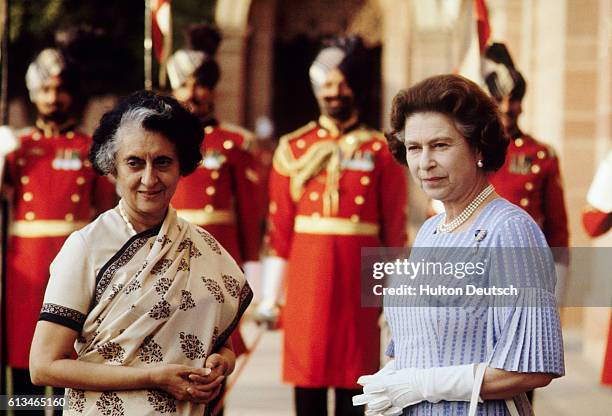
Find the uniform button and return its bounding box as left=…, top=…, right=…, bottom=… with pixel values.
left=83, top=160, right=92, bottom=168
left=515, top=138, right=524, bottom=147
left=350, top=214, right=360, bottom=223
left=520, top=198, right=529, bottom=207
left=317, top=129, right=327, bottom=138
left=360, top=176, right=370, bottom=186
left=25, top=211, right=35, bottom=220
left=20, top=176, right=30, bottom=185
left=23, top=192, right=33, bottom=202
left=65, top=213, right=74, bottom=221
left=17, top=158, right=26, bottom=166
left=32, top=132, right=42, bottom=140
left=269, top=201, right=277, bottom=214
left=76, top=176, right=86, bottom=185
left=296, top=139, right=306, bottom=149
left=537, top=150, right=546, bottom=159
left=309, top=192, right=319, bottom=201
left=71, top=194, right=81, bottom=203
left=355, top=196, right=365, bottom=205
left=204, top=204, right=214, bottom=213
left=211, top=171, right=220, bottom=180
left=206, top=186, right=216, bottom=196
left=311, top=212, right=321, bottom=219
left=346, top=136, right=356, bottom=145
left=223, top=140, right=234, bottom=150
left=372, top=142, right=382, bottom=151
left=531, top=165, right=541, bottom=174
left=525, top=182, right=534, bottom=191
left=204, top=126, right=214, bottom=135
left=66, top=131, right=75, bottom=139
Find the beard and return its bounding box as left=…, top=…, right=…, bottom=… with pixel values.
left=40, top=109, right=70, bottom=125
left=320, top=96, right=355, bottom=122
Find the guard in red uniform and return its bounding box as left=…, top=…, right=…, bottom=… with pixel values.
left=484, top=46, right=569, bottom=302
left=580, top=150, right=612, bottom=386
left=256, top=36, right=408, bottom=416
left=167, top=24, right=263, bottom=360
left=3, top=48, right=116, bottom=397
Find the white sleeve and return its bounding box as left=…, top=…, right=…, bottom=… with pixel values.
left=39, top=231, right=95, bottom=331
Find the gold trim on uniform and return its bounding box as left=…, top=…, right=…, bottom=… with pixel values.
left=12, top=219, right=88, bottom=237
left=296, top=139, right=306, bottom=149
left=525, top=182, right=534, bottom=191
left=206, top=186, right=216, bottom=196
left=531, top=165, right=541, bottom=174
left=537, top=150, right=546, bottom=159
left=20, top=176, right=30, bottom=185
left=211, top=171, right=220, bottom=180
left=520, top=198, right=529, bottom=207
left=23, top=192, right=33, bottom=201
left=360, top=176, right=370, bottom=186
left=176, top=209, right=235, bottom=225
left=76, top=176, right=86, bottom=185
left=223, top=140, right=234, bottom=150
left=354, top=195, right=365, bottom=205
left=294, top=215, right=379, bottom=236
left=71, top=194, right=81, bottom=203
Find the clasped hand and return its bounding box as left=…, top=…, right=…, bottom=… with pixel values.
left=154, top=353, right=228, bottom=404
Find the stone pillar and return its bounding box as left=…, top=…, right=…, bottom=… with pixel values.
left=215, top=0, right=253, bottom=125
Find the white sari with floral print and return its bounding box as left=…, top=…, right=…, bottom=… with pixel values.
left=40, top=204, right=252, bottom=415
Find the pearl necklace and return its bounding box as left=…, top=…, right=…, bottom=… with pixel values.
left=118, top=200, right=137, bottom=235
left=436, top=184, right=495, bottom=233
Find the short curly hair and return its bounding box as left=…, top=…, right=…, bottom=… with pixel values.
left=386, top=74, right=508, bottom=172
left=90, top=90, right=203, bottom=176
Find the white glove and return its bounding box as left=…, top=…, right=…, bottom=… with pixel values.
left=354, top=364, right=477, bottom=415
left=254, top=256, right=287, bottom=325
left=587, top=151, right=612, bottom=213
left=243, top=261, right=262, bottom=302
left=0, top=126, right=19, bottom=157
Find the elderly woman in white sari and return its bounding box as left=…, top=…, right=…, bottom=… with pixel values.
left=30, top=90, right=252, bottom=415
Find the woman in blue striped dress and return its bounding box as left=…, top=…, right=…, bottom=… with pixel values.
left=353, top=74, right=564, bottom=415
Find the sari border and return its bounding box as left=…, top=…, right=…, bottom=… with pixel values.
left=91, top=224, right=162, bottom=308
left=39, top=303, right=86, bottom=332
left=211, top=284, right=253, bottom=354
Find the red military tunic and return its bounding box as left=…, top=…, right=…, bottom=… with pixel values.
left=5, top=125, right=116, bottom=368
left=267, top=116, right=408, bottom=388
left=171, top=121, right=263, bottom=356
left=490, top=134, right=569, bottom=251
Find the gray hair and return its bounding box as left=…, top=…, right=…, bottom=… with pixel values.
left=94, top=107, right=168, bottom=175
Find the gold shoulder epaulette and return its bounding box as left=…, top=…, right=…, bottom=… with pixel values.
left=280, top=121, right=317, bottom=144
left=219, top=122, right=256, bottom=151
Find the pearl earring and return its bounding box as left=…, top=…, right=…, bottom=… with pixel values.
left=477, top=160, right=484, bottom=168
